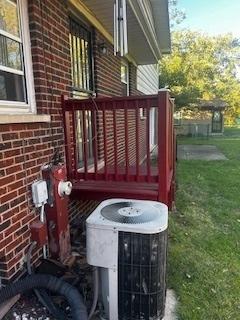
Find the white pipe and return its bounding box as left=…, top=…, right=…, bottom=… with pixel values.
left=122, top=0, right=128, bottom=55
left=88, top=267, right=99, bottom=319
left=120, top=7, right=124, bottom=56
left=116, top=0, right=119, bottom=53
left=114, top=3, right=117, bottom=55
left=40, top=204, right=47, bottom=259
left=40, top=204, right=45, bottom=223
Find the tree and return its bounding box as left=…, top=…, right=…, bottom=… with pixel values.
left=159, top=31, right=240, bottom=123
left=169, top=0, right=186, bottom=28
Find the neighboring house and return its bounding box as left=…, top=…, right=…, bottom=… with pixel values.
left=0, top=0, right=171, bottom=285
left=175, top=100, right=227, bottom=136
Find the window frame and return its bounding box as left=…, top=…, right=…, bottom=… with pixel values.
left=68, top=14, right=95, bottom=168
left=69, top=15, right=95, bottom=97
left=0, top=0, right=36, bottom=114
left=121, top=60, right=129, bottom=96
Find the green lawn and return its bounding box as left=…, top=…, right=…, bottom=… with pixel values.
left=168, top=128, right=240, bottom=319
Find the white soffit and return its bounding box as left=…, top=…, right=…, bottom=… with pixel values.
left=151, top=0, right=171, bottom=54
left=81, top=0, right=171, bottom=64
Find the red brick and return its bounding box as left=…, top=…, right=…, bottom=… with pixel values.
left=2, top=207, right=19, bottom=221
left=1, top=133, right=19, bottom=141
left=6, top=237, right=22, bottom=253
left=7, top=180, right=24, bottom=192
left=6, top=164, right=23, bottom=175
left=0, top=219, right=11, bottom=232
left=4, top=149, right=20, bottom=158
left=4, top=222, right=21, bottom=237
left=0, top=174, right=16, bottom=186
left=10, top=195, right=26, bottom=209
left=0, top=191, right=18, bottom=204
left=12, top=211, right=26, bottom=224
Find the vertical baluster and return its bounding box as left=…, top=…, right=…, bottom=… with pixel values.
left=72, top=110, right=78, bottom=178
left=92, top=109, right=98, bottom=180
left=88, top=111, right=93, bottom=160
left=146, top=100, right=151, bottom=182
left=124, top=102, right=129, bottom=181
left=103, top=104, right=108, bottom=180
left=75, top=25, right=80, bottom=89
left=80, top=30, right=84, bottom=89
left=158, top=90, right=169, bottom=204
left=135, top=101, right=140, bottom=182
left=170, top=101, right=173, bottom=171
left=113, top=103, right=118, bottom=181
left=82, top=105, right=88, bottom=180
left=62, top=96, right=73, bottom=179
left=84, top=36, right=88, bottom=89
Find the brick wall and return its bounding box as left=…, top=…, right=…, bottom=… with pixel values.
left=0, top=1, right=144, bottom=284
left=0, top=123, right=53, bottom=283
left=93, top=31, right=122, bottom=97
left=0, top=0, right=73, bottom=285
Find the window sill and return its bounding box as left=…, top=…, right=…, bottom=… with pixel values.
left=0, top=114, right=51, bottom=124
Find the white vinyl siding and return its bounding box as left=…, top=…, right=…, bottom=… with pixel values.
left=137, top=64, right=158, bottom=94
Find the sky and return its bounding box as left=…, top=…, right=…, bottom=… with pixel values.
left=176, top=0, right=240, bottom=37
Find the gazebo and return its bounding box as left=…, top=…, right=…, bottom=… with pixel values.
left=199, top=99, right=227, bottom=134
left=175, top=99, right=227, bottom=136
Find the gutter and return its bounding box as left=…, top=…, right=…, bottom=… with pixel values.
left=128, top=0, right=162, bottom=61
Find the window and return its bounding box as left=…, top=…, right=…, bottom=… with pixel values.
left=0, top=0, right=35, bottom=113
left=121, top=61, right=129, bottom=96
left=69, top=17, right=94, bottom=97
left=69, top=17, right=94, bottom=167
left=212, top=111, right=223, bottom=133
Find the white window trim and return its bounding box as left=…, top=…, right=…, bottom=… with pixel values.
left=0, top=0, right=36, bottom=114
left=0, top=28, right=22, bottom=43
left=0, top=65, right=24, bottom=75
left=121, top=60, right=129, bottom=96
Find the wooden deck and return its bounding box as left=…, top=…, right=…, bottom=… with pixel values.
left=62, top=90, right=176, bottom=208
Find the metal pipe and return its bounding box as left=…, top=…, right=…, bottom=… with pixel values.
left=122, top=0, right=128, bottom=55
left=114, top=3, right=117, bottom=55
left=40, top=205, right=47, bottom=259
left=88, top=267, right=99, bottom=319
left=116, top=0, right=119, bottom=53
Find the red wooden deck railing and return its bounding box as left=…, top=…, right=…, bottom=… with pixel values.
left=62, top=90, right=176, bottom=208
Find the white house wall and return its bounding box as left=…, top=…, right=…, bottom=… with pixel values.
left=137, top=64, right=159, bottom=94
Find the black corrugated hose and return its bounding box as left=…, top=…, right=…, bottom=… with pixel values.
left=0, top=274, right=88, bottom=320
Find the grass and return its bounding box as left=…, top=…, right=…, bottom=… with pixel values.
left=168, top=128, right=240, bottom=319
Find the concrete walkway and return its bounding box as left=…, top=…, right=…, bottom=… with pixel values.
left=177, top=144, right=228, bottom=160
left=164, top=289, right=178, bottom=320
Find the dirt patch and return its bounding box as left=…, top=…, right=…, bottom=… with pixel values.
left=177, top=145, right=228, bottom=160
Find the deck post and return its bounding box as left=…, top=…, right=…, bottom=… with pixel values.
left=157, top=89, right=169, bottom=205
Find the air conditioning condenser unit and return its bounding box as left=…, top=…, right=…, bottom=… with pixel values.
left=86, top=198, right=168, bottom=320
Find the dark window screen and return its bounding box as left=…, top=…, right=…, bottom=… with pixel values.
left=69, top=17, right=94, bottom=95
left=0, top=70, right=26, bottom=101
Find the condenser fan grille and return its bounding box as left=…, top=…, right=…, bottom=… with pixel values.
left=118, top=231, right=168, bottom=320
left=100, top=201, right=159, bottom=224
